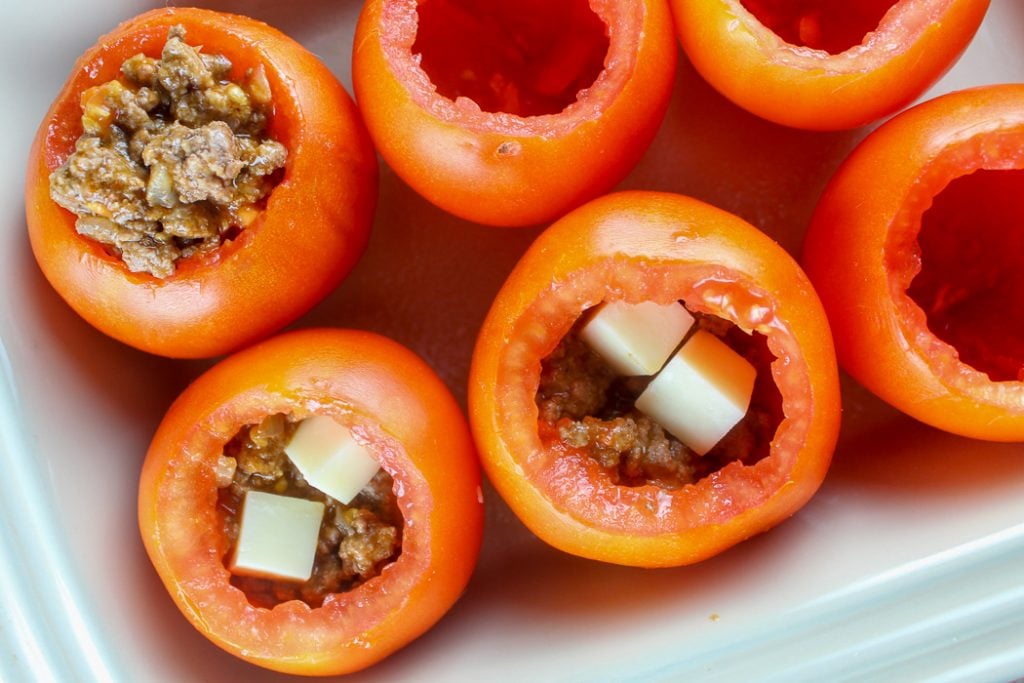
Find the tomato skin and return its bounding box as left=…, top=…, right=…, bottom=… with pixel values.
left=669, top=0, right=989, bottom=130
left=138, top=328, right=483, bottom=675
left=801, top=85, right=1024, bottom=441
left=25, top=8, right=377, bottom=358
left=351, top=0, right=676, bottom=227
left=469, top=191, right=840, bottom=567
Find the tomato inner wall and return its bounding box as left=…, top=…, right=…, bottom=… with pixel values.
left=908, top=169, right=1024, bottom=382
left=413, top=0, right=609, bottom=116
left=740, top=0, right=897, bottom=53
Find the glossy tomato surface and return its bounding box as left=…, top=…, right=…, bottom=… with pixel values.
left=670, top=0, right=990, bottom=130
left=802, top=84, right=1024, bottom=441
left=469, top=191, right=840, bottom=568
left=138, top=328, right=483, bottom=675
left=352, top=0, right=675, bottom=227
left=25, top=8, right=377, bottom=358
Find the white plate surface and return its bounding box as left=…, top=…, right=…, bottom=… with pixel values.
left=2, top=2, right=1023, bottom=682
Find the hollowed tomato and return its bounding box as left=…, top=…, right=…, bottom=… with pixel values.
left=139, top=328, right=483, bottom=675
left=802, top=84, right=1024, bottom=441
left=669, top=0, right=990, bottom=130
left=352, top=0, right=676, bottom=227
left=25, top=8, right=377, bottom=358
left=469, top=191, right=840, bottom=567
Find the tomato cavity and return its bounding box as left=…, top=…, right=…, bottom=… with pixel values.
left=217, top=415, right=404, bottom=609
left=740, top=0, right=898, bottom=53
left=413, top=0, right=609, bottom=116
left=907, top=169, right=1024, bottom=382
left=536, top=307, right=784, bottom=490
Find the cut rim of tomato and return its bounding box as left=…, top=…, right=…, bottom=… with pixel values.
left=887, top=137, right=1024, bottom=394
left=726, top=0, right=960, bottom=73
left=739, top=0, right=899, bottom=55
left=498, top=260, right=813, bottom=536
left=380, top=0, right=638, bottom=135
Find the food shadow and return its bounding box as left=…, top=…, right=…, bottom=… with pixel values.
left=619, top=46, right=870, bottom=256
left=827, top=372, right=1024, bottom=496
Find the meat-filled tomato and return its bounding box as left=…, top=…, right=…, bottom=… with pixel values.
left=25, top=8, right=377, bottom=358
left=669, top=0, right=989, bottom=130
left=139, top=329, right=483, bottom=675
left=469, top=191, right=840, bottom=567
left=352, top=0, right=675, bottom=227
left=802, top=84, right=1024, bottom=441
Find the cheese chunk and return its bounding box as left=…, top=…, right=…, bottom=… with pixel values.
left=635, top=329, right=756, bottom=455
left=580, top=301, right=695, bottom=376
left=231, top=491, right=324, bottom=582
left=284, top=415, right=380, bottom=505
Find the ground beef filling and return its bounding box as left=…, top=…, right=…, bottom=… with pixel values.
left=537, top=311, right=783, bottom=490
left=49, top=25, right=287, bottom=278
left=217, top=414, right=402, bottom=609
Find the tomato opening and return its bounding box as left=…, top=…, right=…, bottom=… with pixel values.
left=740, top=0, right=898, bottom=53
left=47, top=25, right=289, bottom=280
left=907, top=169, right=1024, bottom=382
left=536, top=307, right=784, bottom=490
left=217, top=414, right=404, bottom=609
left=413, top=0, right=609, bottom=116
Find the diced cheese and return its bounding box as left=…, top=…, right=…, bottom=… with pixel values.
left=284, top=415, right=380, bottom=505
left=579, top=301, right=695, bottom=376
left=635, top=329, right=756, bottom=455
left=231, top=491, right=324, bottom=582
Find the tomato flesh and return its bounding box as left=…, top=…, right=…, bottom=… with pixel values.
left=907, top=169, right=1024, bottom=382
left=413, top=0, right=608, bottom=116
left=740, top=0, right=898, bottom=53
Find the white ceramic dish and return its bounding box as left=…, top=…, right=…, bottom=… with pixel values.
left=2, top=2, right=1023, bottom=681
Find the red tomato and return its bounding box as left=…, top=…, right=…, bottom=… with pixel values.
left=802, top=84, right=1024, bottom=441
left=352, top=0, right=676, bottom=226
left=25, top=8, right=377, bottom=358
left=669, top=0, right=990, bottom=130
left=138, top=328, right=483, bottom=675
left=469, top=191, right=840, bottom=567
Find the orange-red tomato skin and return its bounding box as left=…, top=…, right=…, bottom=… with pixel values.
left=352, top=0, right=676, bottom=227
left=25, top=8, right=377, bottom=358
left=139, top=328, right=483, bottom=675
left=669, top=0, right=990, bottom=130
left=469, top=191, right=840, bottom=567
left=802, top=84, right=1024, bottom=441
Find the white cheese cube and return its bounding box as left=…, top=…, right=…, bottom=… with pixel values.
left=580, top=301, right=695, bottom=376
left=231, top=491, right=324, bottom=582
left=284, top=415, right=380, bottom=505
left=635, top=330, right=756, bottom=455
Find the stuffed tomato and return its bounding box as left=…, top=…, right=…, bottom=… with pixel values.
left=25, top=8, right=377, bottom=358
left=139, top=329, right=482, bottom=675
left=469, top=191, right=840, bottom=567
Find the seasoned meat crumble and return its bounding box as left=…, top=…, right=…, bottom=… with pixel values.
left=49, top=25, right=287, bottom=278
left=217, top=414, right=402, bottom=608
left=537, top=309, right=783, bottom=489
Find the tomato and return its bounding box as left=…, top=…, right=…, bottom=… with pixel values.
left=801, top=84, right=1024, bottom=441
left=351, top=0, right=675, bottom=227
left=668, top=0, right=990, bottom=130
left=25, top=8, right=377, bottom=358
left=138, top=328, right=483, bottom=675
left=468, top=191, right=840, bottom=567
